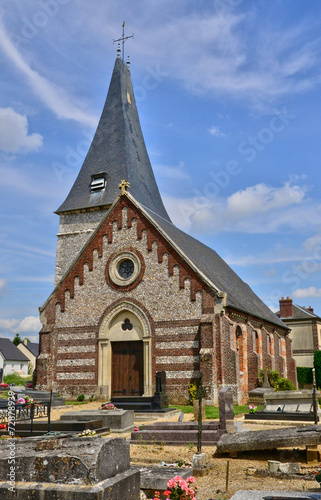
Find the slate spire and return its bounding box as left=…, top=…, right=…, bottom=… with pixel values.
left=56, top=57, right=171, bottom=222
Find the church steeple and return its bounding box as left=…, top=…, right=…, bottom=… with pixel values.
left=56, top=57, right=171, bottom=222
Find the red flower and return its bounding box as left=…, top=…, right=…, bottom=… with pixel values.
left=0, top=424, right=7, bottom=429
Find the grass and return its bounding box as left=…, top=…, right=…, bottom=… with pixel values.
left=3, top=374, right=28, bottom=386
left=170, top=404, right=263, bottom=418
left=65, top=400, right=89, bottom=405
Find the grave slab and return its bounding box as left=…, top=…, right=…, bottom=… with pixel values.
left=216, top=425, right=321, bottom=454
left=60, top=409, right=134, bottom=431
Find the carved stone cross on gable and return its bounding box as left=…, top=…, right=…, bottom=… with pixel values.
left=118, top=179, right=130, bottom=195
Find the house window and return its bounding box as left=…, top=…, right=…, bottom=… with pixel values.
left=90, top=173, right=107, bottom=192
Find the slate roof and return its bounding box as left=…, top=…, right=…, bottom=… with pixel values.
left=24, top=342, right=39, bottom=357
left=277, top=303, right=321, bottom=321
left=143, top=205, right=287, bottom=329
left=0, top=339, right=29, bottom=361
left=56, top=57, right=171, bottom=222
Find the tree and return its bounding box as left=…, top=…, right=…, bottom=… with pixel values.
left=314, top=351, right=321, bottom=389
left=12, top=333, right=22, bottom=346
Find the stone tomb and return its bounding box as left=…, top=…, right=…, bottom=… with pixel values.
left=0, top=435, right=140, bottom=499
left=245, top=390, right=321, bottom=422
left=60, top=408, right=135, bottom=432
left=131, top=387, right=235, bottom=445
left=216, top=424, right=321, bottom=457
left=138, top=466, right=192, bottom=498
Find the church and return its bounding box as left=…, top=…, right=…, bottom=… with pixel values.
left=36, top=51, right=297, bottom=404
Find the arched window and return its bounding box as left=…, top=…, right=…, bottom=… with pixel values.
left=236, top=326, right=244, bottom=372
left=254, top=331, right=259, bottom=353
left=267, top=334, right=272, bottom=355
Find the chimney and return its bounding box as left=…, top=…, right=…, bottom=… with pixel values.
left=279, top=297, right=293, bottom=318
left=24, top=339, right=28, bottom=345
left=307, top=305, right=314, bottom=314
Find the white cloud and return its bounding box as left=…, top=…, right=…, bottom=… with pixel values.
left=293, top=287, right=321, bottom=299
left=208, top=126, right=226, bottom=138
left=0, top=279, right=7, bottom=298
left=0, top=318, right=19, bottom=332
left=0, top=315, right=41, bottom=335
left=164, top=181, right=315, bottom=234
left=0, top=20, right=97, bottom=127
left=13, top=316, right=41, bottom=334
left=0, top=107, right=42, bottom=153
left=225, top=182, right=306, bottom=222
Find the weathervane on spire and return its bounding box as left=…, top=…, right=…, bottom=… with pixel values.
left=113, top=22, right=134, bottom=62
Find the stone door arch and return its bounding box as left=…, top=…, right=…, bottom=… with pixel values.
left=98, top=302, right=152, bottom=399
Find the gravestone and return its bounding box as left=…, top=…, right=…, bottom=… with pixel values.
left=0, top=435, right=140, bottom=499
left=219, top=387, right=235, bottom=431
left=152, top=371, right=169, bottom=410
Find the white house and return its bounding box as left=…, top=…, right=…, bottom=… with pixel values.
left=0, top=338, right=29, bottom=377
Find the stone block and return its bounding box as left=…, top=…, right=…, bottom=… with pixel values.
left=278, top=462, right=301, bottom=473
left=60, top=409, right=134, bottom=431
left=267, top=460, right=280, bottom=472
left=0, top=468, right=140, bottom=499
left=306, top=445, right=319, bottom=464
left=0, top=436, right=130, bottom=484
left=192, top=453, right=206, bottom=468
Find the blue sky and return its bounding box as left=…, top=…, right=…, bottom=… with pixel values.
left=1, top=0, right=321, bottom=341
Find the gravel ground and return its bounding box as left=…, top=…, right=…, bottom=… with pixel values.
left=45, top=404, right=321, bottom=499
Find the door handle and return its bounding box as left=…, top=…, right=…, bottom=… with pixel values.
left=129, top=375, right=132, bottom=381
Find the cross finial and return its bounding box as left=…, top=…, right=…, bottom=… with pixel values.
left=118, top=179, right=130, bottom=195
left=113, top=22, right=134, bottom=62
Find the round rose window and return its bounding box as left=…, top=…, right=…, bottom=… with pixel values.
left=118, top=259, right=134, bottom=279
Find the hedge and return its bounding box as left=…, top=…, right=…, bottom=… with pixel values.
left=297, top=367, right=313, bottom=386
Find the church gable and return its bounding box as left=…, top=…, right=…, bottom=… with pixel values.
left=41, top=195, right=215, bottom=328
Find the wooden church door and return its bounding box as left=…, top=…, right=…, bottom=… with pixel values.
left=111, top=341, right=144, bottom=396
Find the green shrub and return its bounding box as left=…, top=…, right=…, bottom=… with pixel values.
left=77, top=394, right=85, bottom=402
left=314, top=351, right=321, bottom=389
left=275, top=377, right=296, bottom=391
left=297, top=367, right=313, bottom=386
left=257, top=369, right=280, bottom=388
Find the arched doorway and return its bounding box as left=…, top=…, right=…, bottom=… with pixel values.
left=98, top=302, right=152, bottom=399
